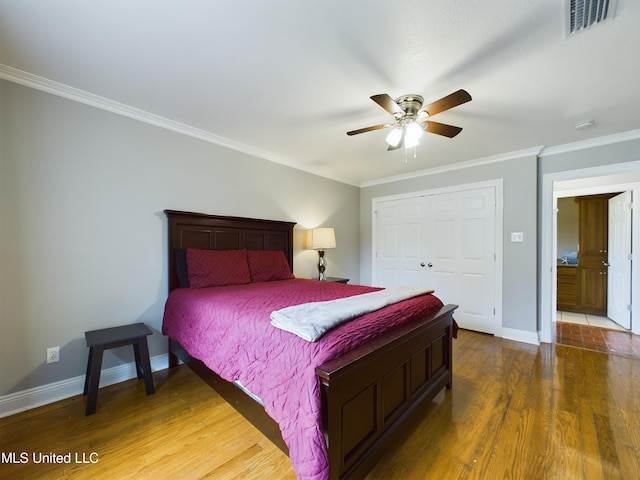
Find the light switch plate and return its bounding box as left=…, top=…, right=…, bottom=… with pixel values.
left=511, top=232, right=524, bottom=242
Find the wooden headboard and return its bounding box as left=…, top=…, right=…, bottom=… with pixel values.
left=164, top=210, right=296, bottom=293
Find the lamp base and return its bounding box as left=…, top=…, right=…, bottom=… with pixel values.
left=318, top=250, right=326, bottom=281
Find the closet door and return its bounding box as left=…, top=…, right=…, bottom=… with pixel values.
left=427, top=187, right=497, bottom=334
left=374, top=186, right=497, bottom=334
left=374, top=197, right=427, bottom=288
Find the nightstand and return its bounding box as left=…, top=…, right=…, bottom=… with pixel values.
left=323, top=277, right=349, bottom=284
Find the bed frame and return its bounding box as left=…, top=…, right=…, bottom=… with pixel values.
left=164, top=210, right=457, bottom=479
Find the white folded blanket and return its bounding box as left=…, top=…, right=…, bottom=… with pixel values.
left=270, top=286, right=434, bottom=342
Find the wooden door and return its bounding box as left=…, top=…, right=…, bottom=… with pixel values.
left=577, top=195, right=610, bottom=316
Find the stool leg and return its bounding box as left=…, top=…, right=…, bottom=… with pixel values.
left=137, top=337, right=155, bottom=395
left=133, top=342, right=144, bottom=380
left=85, top=345, right=104, bottom=416
left=84, top=347, right=94, bottom=395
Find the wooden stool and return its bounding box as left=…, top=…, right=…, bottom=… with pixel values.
left=84, top=323, right=155, bottom=416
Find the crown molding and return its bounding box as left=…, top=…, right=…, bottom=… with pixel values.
left=538, top=129, right=640, bottom=157
left=361, top=128, right=640, bottom=188
left=360, top=146, right=544, bottom=188
left=3, top=63, right=636, bottom=190
left=0, top=64, right=359, bottom=187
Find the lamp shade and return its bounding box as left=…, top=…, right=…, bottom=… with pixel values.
left=307, top=228, right=336, bottom=250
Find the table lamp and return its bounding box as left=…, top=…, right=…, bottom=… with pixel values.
left=307, top=227, right=336, bottom=280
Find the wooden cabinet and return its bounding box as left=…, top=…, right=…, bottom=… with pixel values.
left=557, top=265, right=579, bottom=312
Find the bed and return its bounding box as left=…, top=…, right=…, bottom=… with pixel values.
left=162, top=210, right=457, bottom=480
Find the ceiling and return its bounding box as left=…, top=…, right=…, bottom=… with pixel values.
left=1, top=0, right=639, bottom=186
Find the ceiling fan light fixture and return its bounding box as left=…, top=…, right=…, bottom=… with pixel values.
left=404, top=121, right=423, bottom=148
left=385, top=127, right=402, bottom=147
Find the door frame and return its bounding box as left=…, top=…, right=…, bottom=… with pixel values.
left=540, top=161, right=640, bottom=342
left=372, top=179, right=504, bottom=336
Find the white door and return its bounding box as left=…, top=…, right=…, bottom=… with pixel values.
left=374, top=186, right=498, bottom=334
left=375, top=197, right=426, bottom=287
left=427, top=187, right=497, bottom=334
left=607, top=191, right=632, bottom=329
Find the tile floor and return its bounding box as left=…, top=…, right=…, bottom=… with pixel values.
left=555, top=311, right=640, bottom=359
left=556, top=310, right=627, bottom=331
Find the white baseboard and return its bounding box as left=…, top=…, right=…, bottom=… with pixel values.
left=500, top=327, right=540, bottom=345
left=0, top=354, right=168, bottom=419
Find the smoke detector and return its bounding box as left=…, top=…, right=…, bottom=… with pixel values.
left=575, top=120, right=595, bottom=130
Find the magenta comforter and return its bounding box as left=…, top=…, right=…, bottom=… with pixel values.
left=162, top=278, right=444, bottom=480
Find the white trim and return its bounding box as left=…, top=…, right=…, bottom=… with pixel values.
left=372, top=179, right=504, bottom=338
left=361, top=147, right=543, bottom=188
left=540, top=160, right=640, bottom=343
left=0, top=354, right=168, bottom=419
left=539, top=129, right=640, bottom=157
left=0, top=63, right=359, bottom=187
left=501, top=328, right=540, bottom=345
left=4, top=63, right=638, bottom=191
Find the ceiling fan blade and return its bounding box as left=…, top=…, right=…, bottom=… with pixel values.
left=423, top=121, right=463, bottom=138
left=422, top=89, right=472, bottom=117
left=346, top=124, right=388, bottom=136
left=370, top=94, right=405, bottom=116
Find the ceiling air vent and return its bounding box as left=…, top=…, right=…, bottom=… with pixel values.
left=567, top=0, right=618, bottom=35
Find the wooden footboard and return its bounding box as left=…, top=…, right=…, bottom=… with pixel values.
left=316, top=303, right=456, bottom=480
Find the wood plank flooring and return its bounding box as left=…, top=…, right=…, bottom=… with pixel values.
left=1, top=329, right=639, bottom=479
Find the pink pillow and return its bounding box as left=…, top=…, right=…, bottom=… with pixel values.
left=247, top=250, right=294, bottom=282
left=186, top=248, right=251, bottom=288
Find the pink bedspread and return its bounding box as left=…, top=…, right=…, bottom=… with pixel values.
left=162, top=278, right=445, bottom=480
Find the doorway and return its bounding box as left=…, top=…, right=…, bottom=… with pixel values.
left=540, top=162, right=640, bottom=343
left=556, top=192, right=631, bottom=331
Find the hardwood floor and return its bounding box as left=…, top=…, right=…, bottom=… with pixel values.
left=2, top=330, right=639, bottom=479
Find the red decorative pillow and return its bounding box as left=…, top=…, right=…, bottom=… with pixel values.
left=186, top=248, right=251, bottom=288
left=247, top=250, right=294, bottom=282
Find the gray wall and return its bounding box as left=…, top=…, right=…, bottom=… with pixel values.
left=539, top=138, right=640, bottom=177
left=360, top=154, right=539, bottom=334
left=0, top=80, right=360, bottom=395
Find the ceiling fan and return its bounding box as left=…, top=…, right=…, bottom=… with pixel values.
left=347, top=89, right=472, bottom=150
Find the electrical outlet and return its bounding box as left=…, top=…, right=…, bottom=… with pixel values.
left=47, top=346, right=60, bottom=364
